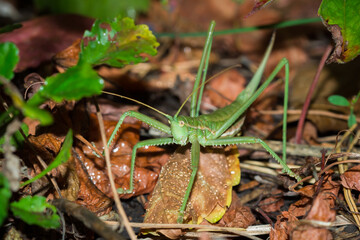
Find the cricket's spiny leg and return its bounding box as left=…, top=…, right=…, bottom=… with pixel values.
left=107, top=110, right=171, bottom=149
left=116, top=138, right=174, bottom=194
left=177, top=141, right=200, bottom=223
left=204, top=137, right=301, bottom=181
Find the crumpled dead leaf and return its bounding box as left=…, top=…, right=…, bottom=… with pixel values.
left=143, top=146, right=240, bottom=238
left=218, top=192, right=255, bottom=228
left=291, top=226, right=333, bottom=240
left=272, top=172, right=340, bottom=239
left=259, top=189, right=284, bottom=213
left=270, top=211, right=299, bottom=240
left=202, top=69, right=246, bottom=110
left=341, top=164, right=360, bottom=191
left=78, top=113, right=170, bottom=199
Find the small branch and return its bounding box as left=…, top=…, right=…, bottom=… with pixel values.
left=52, top=199, right=125, bottom=240
left=258, top=109, right=360, bottom=123
left=93, top=98, right=137, bottom=240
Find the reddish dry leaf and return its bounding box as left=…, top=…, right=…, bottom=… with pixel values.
left=0, top=14, right=93, bottom=71
left=202, top=69, right=246, bottom=110
left=291, top=226, right=333, bottom=240
left=79, top=114, right=170, bottom=199
left=288, top=196, right=311, bottom=217
left=270, top=211, right=299, bottom=240
left=306, top=191, right=338, bottom=222
left=290, top=172, right=339, bottom=221
left=259, top=189, right=284, bottom=213
left=54, top=38, right=81, bottom=71
left=272, top=173, right=339, bottom=239
left=341, top=164, right=360, bottom=191
left=218, top=193, right=256, bottom=228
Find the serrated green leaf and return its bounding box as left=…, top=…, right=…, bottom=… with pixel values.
left=348, top=112, right=356, bottom=128
left=328, top=95, right=350, bottom=107
left=10, top=196, right=60, bottom=229
left=79, top=16, right=159, bottom=67
left=0, top=173, right=11, bottom=226
left=21, top=129, right=73, bottom=187
left=0, top=123, right=29, bottom=153
left=319, top=0, right=360, bottom=63
left=0, top=42, right=19, bottom=80
left=30, top=63, right=103, bottom=103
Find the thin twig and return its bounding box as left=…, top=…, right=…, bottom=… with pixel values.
left=93, top=98, right=137, bottom=240
left=258, top=109, right=360, bottom=123
left=336, top=126, right=360, bottom=229
left=295, top=45, right=333, bottom=143
left=290, top=159, right=360, bottom=190
left=75, top=134, right=104, bottom=159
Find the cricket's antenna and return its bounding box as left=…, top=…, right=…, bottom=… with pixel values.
left=174, top=64, right=242, bottom=118
left=102, top=91, right=172, bottom=120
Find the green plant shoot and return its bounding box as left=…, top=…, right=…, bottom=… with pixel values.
left=328, top=92, right=360, bottom=128
left=105, top=21, right=301, bottom=223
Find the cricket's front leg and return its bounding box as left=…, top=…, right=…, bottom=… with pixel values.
left=117, top=138, right=175, bottom=194
left=204, top=137, right=301, bottom=182
left=107, top=110, right=172, bottom=149
left=177, top=140, right=200, bottom=223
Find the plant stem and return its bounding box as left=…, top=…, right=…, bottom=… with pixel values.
left=295, top=45, right=332, bottom=143
left=156, top=17, right=321, bottom=38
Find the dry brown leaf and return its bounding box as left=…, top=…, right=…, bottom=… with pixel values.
left=259, top=189, right=284, bottom=213
left=306, top=191, right=337, bottom=222
left=270, top=211, right=299, bottom=240
left=202, top=69, right=246, bottom=110
left=79, top=114, right=170, bottom=199
left=341, top=165, right=360, bottom=191
left=288, top=196, right=311, bottom=217
left=54, top=38, right=81, bottom=71
left=291, top=172, right=339, bottom=221
left=143, top=146, right=240, bottom=237
left=291, top=226, right=333, bottom=240
left=218, top=193, right=255, bottom=228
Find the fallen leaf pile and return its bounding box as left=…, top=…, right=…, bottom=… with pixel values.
left=2, top=0, right=360, bottom=239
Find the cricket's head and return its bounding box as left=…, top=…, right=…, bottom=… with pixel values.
left=170, top=116, right=189, bottom=145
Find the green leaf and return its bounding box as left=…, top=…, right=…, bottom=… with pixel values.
left=10, top=196, right=60, bottom=229
left=348, top=112, right=356, bottom=128
left=0, top=174, right=11, bottom=226
left=29, top=63, right=103, bottom=103
left=79, top=16, right=159, bottom=67
left=34, top=0, right=149, bottom=19
left=328, top=95, right=350, bottom=107
left=0, top=123, right=29, bottom=153
left=22, top=103, right=53, bottom=126
left=318, top=0, right=360, bottom=63
left=21, top=129, right=73, bottom=187
left=0, top=42, right=19, bottom=80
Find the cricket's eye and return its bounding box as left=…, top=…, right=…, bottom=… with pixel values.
left=179, top=121, right=185, bottom=127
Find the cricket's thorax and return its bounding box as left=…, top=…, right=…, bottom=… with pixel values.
left=170, top=115, right=218, bottom=146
